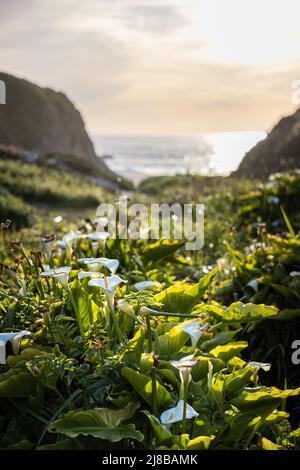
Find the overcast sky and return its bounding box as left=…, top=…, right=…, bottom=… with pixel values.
left=1, top=0, right=300, bottom=134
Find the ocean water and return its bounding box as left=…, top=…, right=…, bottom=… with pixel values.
left=93, top=131, right=266, bottom=184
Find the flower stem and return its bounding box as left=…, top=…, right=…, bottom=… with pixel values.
left=68, top=289, right=85, bottom=339
left=182, top=382, right=188, bottom=434
left=146, top=315, right=158, bottom=415
left=109, top=303, right=124, bottom=346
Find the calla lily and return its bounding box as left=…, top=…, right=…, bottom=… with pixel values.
left=171, top=355, right=198, bottom=384
left=88, top=275, right=127, bottom=307
left=63, top=231, right=80, bottom=246
left=56, top=231, right=80, bottom=250
left=135, top=280, right=158, bottom=291
left=78, top=271, right=103, bottom=281
left=117, top=299, right=135, bottom=317
left=247, top=279, right=259, bottom=292
left=0, top=331, right=31, bottom=364
left=181, top=321, right=208, bottom=350
left=160, top=400, right=198, bottom=425
left=79, top=257, right=119, bottom=275
left=85, top=232, right=110, bottom=241
left=248, top=361, right=271, bottom=372
left=39, top=266, right=72, bottom=289
left=41, top=233, right=55, bottom=260
left=290, top=271, right=300, bottom=277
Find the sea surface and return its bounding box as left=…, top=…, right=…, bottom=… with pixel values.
left=93, top=132, right=266, bottom=185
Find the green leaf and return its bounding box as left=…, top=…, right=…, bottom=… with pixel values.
left=70, top=279, right=100, bottom=330
left=276, top=309, right=300, bottom=321
left=121, top=367, right=173, bottom=408
left=201, top=330, right=238, bottom=351
left=210, top=342, right=248, bottom=362
left=157, top=323, right=189, bottom=356
left=142, top=239, right=185, bottom=264
left=0, top=371, right=36, bottom=397
left=259, top=437, right=284, bottom=450
left=205, top=302, right=278, bottom=323
left=186, top=435, right=215, bottom=450
left=192, top=356, right=224, bottom=382
left=154, top=268, right=217, bottom=314
left=49, top=402, right=143, bottom=442
left=232, top=387, right=300, bottom=412
left=224, top=368, right=254, bottom=395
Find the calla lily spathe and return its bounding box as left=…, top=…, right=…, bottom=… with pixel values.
left=181, top=321, right=208, bottom=350
left=171, top=355, right=198, bottom=384
left=0, top=331, right=31, bottom=364
left=39, top=266, right=72, bottom=289
left=79, top=257, right=119, bottom=275
left=117, top=299, right=135, bottom=317
left=85, top=232, right=110, bottom=241
left=248, top=361, right=271, bottom=372
left=88, top=275, right=127, bottom=306
left=160, top=400, right=199, bottom=425
left=77, top=271, right=103, bottom=281
left=134, top=280, right=157, bottom=291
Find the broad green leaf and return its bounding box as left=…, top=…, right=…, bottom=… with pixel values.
left=0, top=370, right=36, bottom=397
left=192, top=356, right=224, bottom=382
left=49, top=402, right=143, bottom=442
left=157, top=323, right=189, bottom=356
left=259, top=437, right=284, bottom=450
left=154, top=268, right=217, bottom=314
left=224, top=368, right=254, bottom=395
left=201, top=330, right=238, bottom=351
left=205, top=302, right=278, bottom=323
left=224, top=411, right=258, bottom=445
left=142, top=239, right=185, bottom=264
left=70, top=279, right=100, bottom=330
left=210, top=342, right=248, bottom=362
left=276, top=309, right=300, bottom=321
left=121, top=367, right=173, bottom=408
left=186, top=435, right=215, bottom=450
left=289, top=427, right=300, bottom=443
left=143, top=411, right=172, bottom=443
left=232, top=387, right=300, bottom=412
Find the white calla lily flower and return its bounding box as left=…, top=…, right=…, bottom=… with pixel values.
left=248, top=361, right=271, bottom=372
left=117, top=299, right=135, bottom=317
left=39, top=266, right=72, bottom=289
left=290, top=271, right=300, bottom=277
left=85, top=232, right=110, bottom=241
left=88, top=275, right=127, bottom=307
left=135, top=280, right=157, bottom=291
left=0, top=331, right=31, bottom=364
left=181, top=321, right=208, bottom=350
left=63, top=231, right=80, bottom=247
left=78, top=271, right=103, bottom=281
left=171, top=355, right=198, bottom=384
left=41, top=234, right=55, bottom=260
left=247, top=279, right=259, bottom=292
left=79, top=257, right=119, bottom=275
left=160, top=400, right=198, bottom=425
left=56, top=231, right=80, bottom=250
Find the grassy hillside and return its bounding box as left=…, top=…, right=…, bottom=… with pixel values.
left=0, top=149, right=118, bottom=230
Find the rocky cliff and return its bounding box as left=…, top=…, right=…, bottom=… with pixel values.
left=0, top=71, right=101, bottom=164
left=233, top=108, right=300, bottom=178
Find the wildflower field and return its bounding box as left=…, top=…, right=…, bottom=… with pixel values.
left=0, top=172, right=300, bottom=451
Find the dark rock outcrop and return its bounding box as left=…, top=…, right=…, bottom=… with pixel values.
left=0, top=71, right=100, bottom=165
left=233, top=108, right=300, bottom=178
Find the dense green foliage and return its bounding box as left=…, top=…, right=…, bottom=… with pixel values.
left=0, top=171, right=299, bottom=450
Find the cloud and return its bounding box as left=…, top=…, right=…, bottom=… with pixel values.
left=124, top=5, right=188, bottom=34
left=0, top=0, right=300, bottom=134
